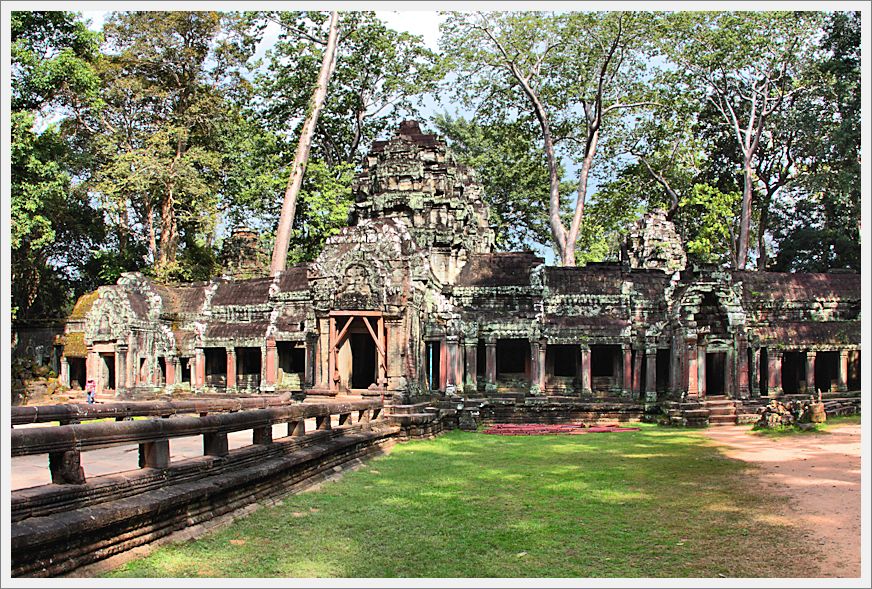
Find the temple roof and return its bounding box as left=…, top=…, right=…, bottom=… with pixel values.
left=734, top=271, right=860, bottom=303
left=455, top=252, right=544, bottom=287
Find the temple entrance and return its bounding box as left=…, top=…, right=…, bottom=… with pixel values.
left=204, top=347, right=227, bottom=388
left=100, top=352, right=115, bottom=392
left=426, top=341, right=442, bottom=391
left=814, top=351, right=839, bottom=393
left=329, top=312, right=386, bottom=393
left=782, top=351, right=806, bottom=394
left=705, top=352, right=725, bottom=396
left=350, top=333, right=377, bottom=389
left=236, top=347, right=262, bottom=390
left=68, top=357, right=86, bottom=389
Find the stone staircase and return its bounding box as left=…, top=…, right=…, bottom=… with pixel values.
left=705, top=395, right=736, bottom=426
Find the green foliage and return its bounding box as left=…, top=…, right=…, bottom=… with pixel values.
left=678, top=184, right=740, bottom=265
left=107, top=428, right=816, bottom=578
left=433, top=114, right=552, bottom=251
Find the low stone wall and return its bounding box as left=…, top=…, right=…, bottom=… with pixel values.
left=11, top=399, right=393, bottom=577
left=448, top=398, right=647, bottom=430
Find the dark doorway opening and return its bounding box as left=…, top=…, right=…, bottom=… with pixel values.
left=496, top=339, right=529, bottom=377
left=760, top=348, right=769, bottom=394
left=157, top=357, right=166, bottom=386
left=656, top=348, right=670, bottom=391
left=350, top=333, right=376, bottom=389
left=781, top=351, right=806, bottom=394
left=476, top=340, right=486, bottom=377
left=204, top=347, right=227, bottom=388
left=100, top=353, right=116, bottom=390
left=590, top=345, right=619, bottom=377
left=278, top=341, right=305, bottom=373
left=848, top=351, right=860, bottom=390
left=705, top=352, right=726, bottom=396
left=180, top=357, right=191, bottom=384
left=69, top=357, right=86, bottom=389
left=236, top=347, right=262, bottom=390
left=426, top=341, right=442, bottom=391
left=550, top=345, right=578, bottom=377
left=814, top=351, right=839, bottom=393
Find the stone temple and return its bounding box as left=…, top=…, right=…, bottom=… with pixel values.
left=58, top=121, right=861, bottom=421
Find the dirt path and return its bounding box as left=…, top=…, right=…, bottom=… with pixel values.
left=703, top=424, right=861, bottom=578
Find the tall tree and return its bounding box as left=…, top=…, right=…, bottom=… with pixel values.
left=661, top=11, right=821, bottom=269
left=440, top=11, right=657, bottom=265
left=270, top=10, right=340, bottom=276
left=10, top=11, right=103, bottom=321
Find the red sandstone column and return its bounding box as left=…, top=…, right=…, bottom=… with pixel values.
left=805, top=350, right=816, bottom=394
left=837, top=349, right=849, bottom=392
left=750, top=347, right=760, bottom=397
left=529, top=339, right=540, bottom=394
left=328, top=317, right=337, bottom=392
left=265, top=338, right=277, bottom=386
left=622, top=345, right=633, bottom=396
left=165, top=357, right=175, bottom=387
left=226, top=348, right=236, bottom=391
left=538, top=339, right=546, bottom=392
left=632, top=348, right=643, bottom=397
left=485, top=338, right=497, bottom=393
left=767, top=349, right=782, bottom=397
left=196, top=349, right=205, bottom=388
left=645, top=349, right=657, bottom=402
left=686, top=335, right=698, bottom=399
left=697, top=344, right=706, bottom=398
left=442, top=337, right=454, bottom=389
left=580, top=345, right=591, bottom=395
left=737, top=337, right=749, bottom=398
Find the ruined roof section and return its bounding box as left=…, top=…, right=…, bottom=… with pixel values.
left=544, top=265, right=625, bottom=295
left=735, top=271, right=860, bottom=302
left=69, top=291, right=100, bottom=320
left=755, top=320, right=860, bottom=346
left=125, top=291, right=150, bottom=319
left=277, top=266, right=309, bottom=292
left=455, top=252, right=544, bottom=287
left=205, top=321, right=269, bottom=338
left=154, top=285, right=206, bottom=316
left=370, top=120, right=440, bottom=152
left=211, top=277, right=273, bottom=306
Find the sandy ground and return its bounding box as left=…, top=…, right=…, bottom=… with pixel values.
left=703, top=424, right=861, bottom=579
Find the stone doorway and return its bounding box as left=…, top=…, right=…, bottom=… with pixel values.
left=426, top=341, right=442, bottom=391
left=100, top=352, right=116, bottom=393
left=329, top=312, right=386, bottom=394
left=68, top=357, right=86, bottom=389
left=350, top=333, right=377, bottom=389
left=705, top=351, right=726, bottom=396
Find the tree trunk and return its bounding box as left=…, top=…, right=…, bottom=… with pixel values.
left=146, top=201, right=157, bottom=264
left=757, top=190, right=772, bottom=271
left=270, top=11, right=341, bottom=276
left=736, top=159, right=754, bottom=269
left=158, top=189, right=178, bottom=267
left=564, top=129, right=599, bottom=266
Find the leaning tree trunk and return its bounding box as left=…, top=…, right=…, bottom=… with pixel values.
left=270, top=11, right=341, bottom=276
left=736, top=158, right=754, bottom=270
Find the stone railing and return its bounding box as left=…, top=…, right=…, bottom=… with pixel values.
left=11, top=399, right=394, bottom=577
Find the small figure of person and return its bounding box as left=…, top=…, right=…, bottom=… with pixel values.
left=85, top=379, right=96, bottom=404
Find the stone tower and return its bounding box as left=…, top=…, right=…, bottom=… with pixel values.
left=626, top=209, right=687, bottom=273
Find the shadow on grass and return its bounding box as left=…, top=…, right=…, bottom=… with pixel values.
left=106, top=427, right=823, bottom=579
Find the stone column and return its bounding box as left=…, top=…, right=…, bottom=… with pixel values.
left=750, top=347, right=760, bottom=397
left=837, top=349, right=849, bottom=392
left=737, top=337, right=749, bottom=399
left=195, top=348, right=205, bottom=388
left=226, top=348, right=236, bottom=391
left=306, top=334, right=317, bottom=388
left=60, top=356, right=70, bottom=387
left=806, top=350, right=816, bottom=394
left=464, top=342, right=478, bottom=394
left=697, top=344, right=706, bottom=398
left=632, top=347, right=643, bottom=397
left=529, top=339, right=542, bottom=395
left=767, top=349, right=782, bottom=397
left=622, top=345, right=633, bottom=396
left=264, top=338, right=277, bottom=386
left=686, top=335, right=698, bottom=399
left=485, top=338, right=497, bottom=393
left=173, top=357, right=182, bottom=386
left=579, top=345, right=592, bottom=396
left=645, top=349, right=657, bottom=402
left=445, top=336, right=459, bottom=388
left=115, top=346, right=127, bottom=392
left=86, top=346, right=97, bottom=387
left=165, top=355, right=175, bottom=388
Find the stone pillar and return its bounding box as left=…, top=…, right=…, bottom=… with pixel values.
left=697, top=344, right=706, bottom=398
left=306, top=334, right=317, bottom=388
left=806, top=350, right=816, bottom=394
left=173, top=357, right=182, bottom=386
left=579, top=345, right=592, bottom=395
left=529, top=339, right=541, bottom=395
left=445, top=336, right=459, bottom=388
left=632, top=348, right=643, bottom=397
left=226, top=348, right=237, bottom=391
left=837, top=349, right=849, bottom=392
left=196, top=348, right=205, bottom=388
left=750, top=347, right=760, bottom=397
left=645, top=349, right=657, bottom=402
left=622, top=345, right=633, bottom=396
left=686, top=335, right=698, bottom=399
left=60, top=357, right=70, bottom=387
left=165, top=356, right=175, bottom=388
left=485, top=338, right=497, bottom=393
left=538, top=339, right=546, bottom=392
left=767, top=349, right=782, bottom=397
left=265, top=338, right=277, bottom=386
left=737, top=337, right=749, bottom=399
left=464, top=342, right=478, bottom=394
left=86, top=346, right=97, bottom=388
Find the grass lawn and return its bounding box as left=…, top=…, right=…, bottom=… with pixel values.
left=107, top=424, right=818, bottom=578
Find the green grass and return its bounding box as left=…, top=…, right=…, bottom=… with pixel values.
left=107, top=425, right=820, bottom=578
left=751, top=414, right=861, bottom=438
